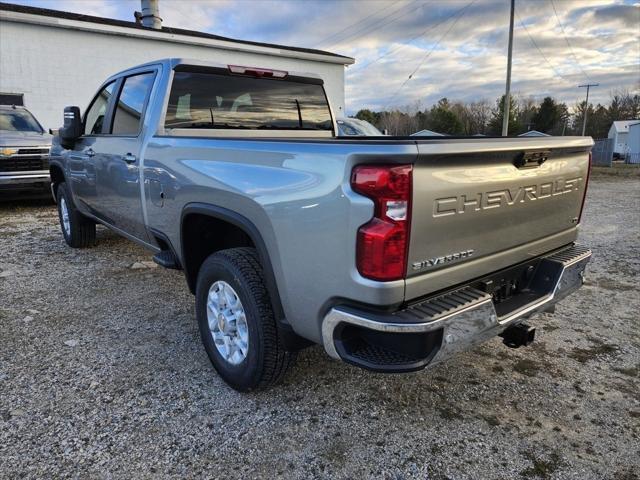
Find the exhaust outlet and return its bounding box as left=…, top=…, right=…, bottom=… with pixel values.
left=499, top=323, right=535, bottom=348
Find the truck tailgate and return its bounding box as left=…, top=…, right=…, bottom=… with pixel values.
left=406, top=136, right=592, bottom=298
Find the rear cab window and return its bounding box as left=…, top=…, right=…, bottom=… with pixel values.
left=164, top=67, right=333, bottom=136
left=112, top=72, right=156, bottom=136
left=83, top=71, right=156, bottom=137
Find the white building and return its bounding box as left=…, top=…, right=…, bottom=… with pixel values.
left=608, top=120, right=639, bottom=155
left=411, top=129, right=445, bottom=136
left=518, top=130, right=550, bottom=137
left=0, top=2, right=353, bottom=130
left=627, top=122, right=640, bottom=164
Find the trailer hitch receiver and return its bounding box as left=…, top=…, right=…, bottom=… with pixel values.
left=500, top=323, right=535, bottom=348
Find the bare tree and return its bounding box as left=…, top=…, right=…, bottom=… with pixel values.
left=516, top=95, right=538, bottom=131
left=466, top=100, right=492, bottom=135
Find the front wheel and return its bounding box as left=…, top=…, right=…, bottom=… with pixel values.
left=56, top=182, right=96, bottom=248
left=195, top=247, right=295, bottom=391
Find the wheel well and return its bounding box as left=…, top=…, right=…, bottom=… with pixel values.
left=181, top=213, right=255, bottom=292
left=49, top=164, right=65, bottom=198
left=181, top=207, right=311, bottom=351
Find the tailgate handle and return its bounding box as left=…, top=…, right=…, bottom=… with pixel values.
left=514, top=149, right=550, bottom=169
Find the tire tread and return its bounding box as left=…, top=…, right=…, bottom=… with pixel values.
left=58, top=182, right=96, bottom=248
left=199, top=247, right=294, bottom=390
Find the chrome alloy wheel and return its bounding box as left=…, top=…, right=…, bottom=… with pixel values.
left=60, top=196, right=71, bottom=236
left=207, top=281, right=249, bottom=365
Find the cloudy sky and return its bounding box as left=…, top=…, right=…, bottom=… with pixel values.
left=11, top=0, right=640, bottom=114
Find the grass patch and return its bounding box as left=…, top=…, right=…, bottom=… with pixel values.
left=569, top=339, right=619, bottom=363
left=612, top=365, right=640, bottom=378
left=438, top=406, right=464, bottom=421
left=592, top=277, right=637, bottom=292
left=513, top=359, right=541, bottom=377
left=520, top=451, right=562, bottom=479
left=483, top=414, right=501, bottom=427
left=591, top=164, right=640, bottom=177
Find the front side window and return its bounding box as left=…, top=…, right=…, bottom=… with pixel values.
left=0, top=108, right=43, bottom=133
left=84, top=82, right=115, bottom=135
left=111, top=72, right=155, bottom=135
left=164, top=71, right=332, bottom=131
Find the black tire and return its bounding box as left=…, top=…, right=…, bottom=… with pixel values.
left=195, top=247, right=295, bottom=391
left=56, top=182, right=96, bottom=248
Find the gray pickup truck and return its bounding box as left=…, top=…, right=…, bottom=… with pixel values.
left=0, top=105, right=52, bottom=193
left=50, top=58, right=593, bottom=391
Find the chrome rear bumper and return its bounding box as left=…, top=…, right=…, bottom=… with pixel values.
left=322, top=244, right=591, bottom=372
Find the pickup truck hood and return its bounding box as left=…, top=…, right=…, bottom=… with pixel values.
left=0, top=130, right=53, bottom=147
left=405, top=136, right=593, bottom=297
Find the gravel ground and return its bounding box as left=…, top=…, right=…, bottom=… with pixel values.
left=1, top=174, right=639, bottom=480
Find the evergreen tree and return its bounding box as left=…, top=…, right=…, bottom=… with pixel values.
left=354, top=109, right=378, bottom=125
left=533, top=97, right=563, bottom=133
left=488, top=95, right=520, bottom=135
left=428, top=98, right=464, bottom=134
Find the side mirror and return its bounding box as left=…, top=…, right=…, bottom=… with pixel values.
left=59, top=106, right=82, bottom=147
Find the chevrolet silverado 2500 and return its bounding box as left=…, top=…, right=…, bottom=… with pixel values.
left=50, top=59, right=593, bottom=391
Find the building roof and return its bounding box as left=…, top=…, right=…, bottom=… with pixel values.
left=0, top=2, right=354, bottom=64
left=411, top=129, right=446, bottom=136
left=610, top=120, right=640, bottom=134
left=518, top=130, right=551, bottom=137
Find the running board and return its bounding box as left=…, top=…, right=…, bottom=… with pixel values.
left=152, top=250, right=181, bottom=270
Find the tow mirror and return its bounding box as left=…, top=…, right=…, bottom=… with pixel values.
left=59, top=106, right=81, bottom=147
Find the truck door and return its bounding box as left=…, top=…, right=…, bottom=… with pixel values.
left=91, top=70, right=157, bottom=242
left=68, top=80, right=117, bottom=214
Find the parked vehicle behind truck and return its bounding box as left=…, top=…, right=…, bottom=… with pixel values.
left=50, top=58, right=593, bottom=391
left=0, top=105, right=52, bottom=194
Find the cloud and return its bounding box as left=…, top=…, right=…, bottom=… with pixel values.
left=10, top=0, right=640, bottom=113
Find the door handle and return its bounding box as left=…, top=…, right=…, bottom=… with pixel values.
left=85, top=148, right=95, bottom=158
left=122, top=153, right=137, bottom=164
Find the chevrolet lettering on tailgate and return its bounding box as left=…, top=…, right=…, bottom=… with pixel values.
left=433, top=177, right=583, bottom=217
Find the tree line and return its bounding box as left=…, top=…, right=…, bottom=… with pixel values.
left=353, top=90, right=639, bottom=137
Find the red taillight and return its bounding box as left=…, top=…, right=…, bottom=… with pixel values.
left=351, top=164, right=412, bottom=281
left=578, top=152, right=592, bottom=224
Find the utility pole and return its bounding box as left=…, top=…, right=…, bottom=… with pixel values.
left=502, top=0, right=515, bottom=136
left=578, top=83, right=598, bottom=136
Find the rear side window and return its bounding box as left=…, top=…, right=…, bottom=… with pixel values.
left=164, top=71, right=332, bottom=131
left=111, top=72, right=155, bottom=136
left=84, top=82, right=115, bottom=135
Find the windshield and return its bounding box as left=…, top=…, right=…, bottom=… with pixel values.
left=165, top=71, right=333, bottom=131
left=338, top=118, right=382, bottom=136
left=0, top=109, right=43, bottom=133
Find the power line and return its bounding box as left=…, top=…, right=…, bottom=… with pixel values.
left=314, top=0, right=403, bottom=48
left=384, top=0, right=477, bottom=108
left=516, top=11, right=569, bottom=82
left=321, top=0, right=426, bottom=50
left=348, top=1, right=479, bottom=73
left=549, top=0, right=594, bottom=83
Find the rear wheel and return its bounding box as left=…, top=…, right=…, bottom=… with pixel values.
left=56, top=182, right=96, bottom=248
left=195, top=247, right=295, bottom=391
